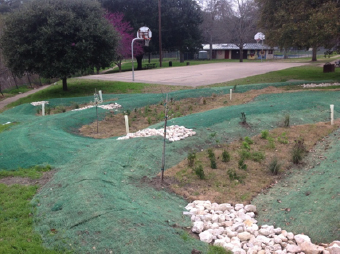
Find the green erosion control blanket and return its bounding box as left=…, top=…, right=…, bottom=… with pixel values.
left=0, top=82, right=339, bottom=252
left=252, top=127, right=340, bottom=243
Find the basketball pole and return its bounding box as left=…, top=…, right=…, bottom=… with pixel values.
left=158, top=0, right=162, bottom=67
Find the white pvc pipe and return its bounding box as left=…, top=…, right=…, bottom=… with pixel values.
left=230, top=89, right=232, bottom=101
left=99, top=90, right=103, bottom=102
left=124, top=115, right=129, bottom=134
left=330, top=104, right=334, bottom=125
left=42, top=102, right=45, bottom=116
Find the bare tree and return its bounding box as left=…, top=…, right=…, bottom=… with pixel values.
left=229, top=0, right=258, bottom=62
left=199, top=0, right=232, bottom=59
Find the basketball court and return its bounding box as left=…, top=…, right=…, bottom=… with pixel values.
left=79, top=62, right=307, bottom=87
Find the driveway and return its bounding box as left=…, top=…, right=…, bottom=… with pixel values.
left=79, top=62, right=307, bottom=87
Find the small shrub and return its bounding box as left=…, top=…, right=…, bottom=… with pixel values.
left=210, top=157, right=217, bottom=169
left=261, top=130, right=269, bottom=139
left=55, top=106, right=66, bottom=113
left=238, top=158, right=247, bottom=170
left=126, top=109, right=131, bottom=116
left=267, top=137, right=275, bottom=149
left=239, top=150, right=251, bottom=160
left=227, top=169, right=244, bottom=183
left=36, top=108, right=41, bottom=115
left=175, top=104, right=180, bottom=111
left=71, top=102, right=79, bottom=109
left=242, top=141, right=251, bottom=150
left=278, top=132, right=289, bottom=144
left=251, top=151, right=265, bottom=162
left=187, top=152, right=196, bottom=167
left=222, top=150, right=230, bottom=162
left=292, top=138, right=306, bottom=164
left=210, top=132, right=217, bottom=138
left=240, top=112, right=246, bottom=124
left=46, top=106, right=51, bottom=115
left=269, top=157, right=281, bottom=175
left=244, top=136, right=253, bottom=144
left=233, top=84, right=237, bottom=91
left=194, top=164, right=205, bottom=179
left=203, top=99, right=206, bottom=105
left=207, top=148, right=215, bottom=159
left=188, top=105, right=193, bottom=111
left=283, top=114, right=290, bottom=127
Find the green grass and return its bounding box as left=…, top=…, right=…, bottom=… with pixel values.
left=5, top=79, right=171, bottom=108
left=0, top=165, right=62, bottom=254
left=210, top=65, right=340, bottom=87
left=0, top=165, right=52, bottom=179
left=104, top=58, right=264, bottom=74
left=0, top=122, right=18, bottom=133
left=3, top=85, right=32, bottom=95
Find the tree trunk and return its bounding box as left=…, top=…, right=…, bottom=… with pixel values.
left=0, top=83, right=3, bottom=96
left=283, top=48, right=288, bottom=59
left=118, top=62, right=122, bottom=72
left=148, top=52, right=151, bottom=63
left=312, top=47, right=317, bottom=62
left=26, top=74, right=32, bottom=88
left=239, top=48, right=244, bottom=62
left=136, top=54, right=143, bottom=70
left=62, top=77, right=68, bottom=91
left=11, top=71, right=18, bottom=89
left=180, top=51, right=184, bottom=63
left=209, top=34, right=213, bottom=60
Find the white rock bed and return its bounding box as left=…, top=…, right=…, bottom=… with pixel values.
left=301, top=82, right=340, bottom=88
left=117, top=125, right=196, bottom=142
left=30, top=101, right=49, bottom=106
left=71, top=103, right=122, bottom=111
left=184, top=200, right=340, bottom=254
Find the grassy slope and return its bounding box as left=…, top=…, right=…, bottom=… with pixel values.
left=0, top=166, right=62, bottom=254
left=209, top=65, right=340, bottom=87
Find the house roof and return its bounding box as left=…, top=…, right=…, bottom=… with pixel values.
left=202, top=43, right=272, bottom=50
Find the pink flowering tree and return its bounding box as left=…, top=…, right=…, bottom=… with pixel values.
left=105, top=12, right=144, bottom=72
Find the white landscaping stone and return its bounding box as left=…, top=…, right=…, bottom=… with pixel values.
left=238, top=232, right=252, bottom=241
left=286, top=244, right=301, bottom=253
left=192, top=221, right=204, bottom=233
left=245, top=205, right=257, bottom=212
left=235, top=204, right=244, bottom=211
left=184, top=201, right=338, bottom=254
left=199, top=231, right=213, bottom=243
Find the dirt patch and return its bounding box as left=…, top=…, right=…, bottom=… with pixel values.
left=0, top=170, right=56, bottom=192
left=149, top=121, right=339, bottom=205
left=79, top=86, right=289, bottom=139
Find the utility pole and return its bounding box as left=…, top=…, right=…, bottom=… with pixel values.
left=158, top=0, right=162, bottom=67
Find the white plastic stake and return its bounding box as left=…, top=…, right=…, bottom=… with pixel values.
left=124, top=115, right=129, bottom=134
left=99, top=90, right=103, bottom=102
left=42, top=102, right=45, bottom=116
left=330, top=104, right=334, bottom=125
left=230, top=89, right=232, bottom=101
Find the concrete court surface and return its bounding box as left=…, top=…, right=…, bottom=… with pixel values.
left=79, top=62, right=307, bottom=87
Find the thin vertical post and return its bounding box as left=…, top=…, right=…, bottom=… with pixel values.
left=158, top=0, right=162, bottom=67
left=161, top=94, right=168, bottom=182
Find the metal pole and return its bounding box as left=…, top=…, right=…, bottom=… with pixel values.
left=132, top=38, right=144, bottom=81
left=132, top=39, right=135, bottom=81
left=161, top=94, right=168, bottom=182
left=261, top=40, right=263, bottom=62
left=158, top=0, right=162, bottom=67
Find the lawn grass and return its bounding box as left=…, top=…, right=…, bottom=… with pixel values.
left=210, top=65, right=340, bottom=87
left=0, top=165, right=62, bottom=254
left=0, top=122, right=18, bottom=133
left=5, top=78, right=181, bottom=108
left=0, top=165, right=51, bottom=179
